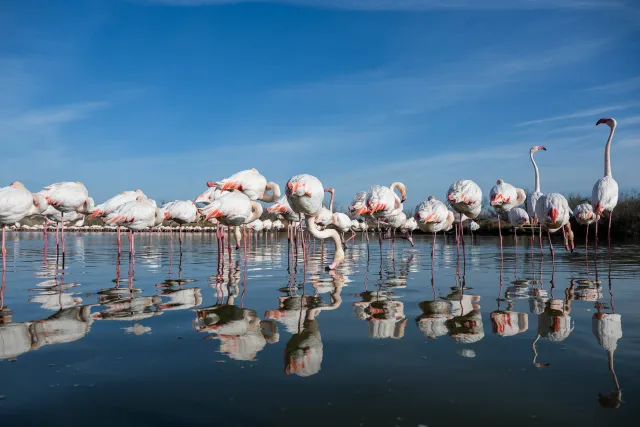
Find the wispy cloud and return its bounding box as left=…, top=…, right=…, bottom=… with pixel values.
left=4, top=101, right=109, bottom=129
left=585, top=76, right=640, bottom=93
left=146, top=0, right=620, bottom=11
left=515, top=102, right=640, bottom=127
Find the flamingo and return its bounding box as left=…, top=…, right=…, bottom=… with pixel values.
left=507, top=207, right=530, bottom=255
left=207, top=168, right=280, bottom=202
left=286, top=174, right=344, bottom=270
left=41, top=206, right=91, bottom=248
left=415, top=196, right=454, bottom=259
left=365, top=182, right=407, bottom=247
left=267, top=195, right=302, bottom=244
left=400, top=217, right=417, bottom=240
left=446, top=179, right=482, bottom=251
left=39, top=181, right=92, bottom=254
left=321, top=188, right=355, bottom=245
left=89, top=189, right=148, bottom=253
left=202, top=191, right=263, bottom=251
left=0, top=182, right=48, bottom=269
left=105, top=197, right=165, bottom=257
left=490, top=179, right=526, bottom=258
left=575, top=203, right=597, bottom=255
left=526, top=146, right=546, bottom=249
left=535, top=193, right=573, bottom=261
left=163, top=200, right=198, bottom=243
left=592, top=118, right=619, bottom=255
left=382, top=212, right=414, bottom=247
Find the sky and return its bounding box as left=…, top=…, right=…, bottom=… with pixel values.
left=1, top=0, right=639, bottom=207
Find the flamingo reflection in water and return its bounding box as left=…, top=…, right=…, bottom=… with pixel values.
left=196, top=263, right=278, bottom=362
left=265, top=271, right=344, bottom=377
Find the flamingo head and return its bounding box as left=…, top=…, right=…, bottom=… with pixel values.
left=490, top=193, right=503, bottom=207
left=354, top=206, right=370, bottom=216
left=266, top=203, right=285, bottom=214
left=531, top=145, right=547, bottom=153
left=10, top=181, right=26, bottom=189
left=32, top=193, right=49, bottom=214
left=286, top=180, right=308, bottom=197
left=548, top=208, right=559, bottom=223
left=596, top=118, right=616, bottom=129
left=163, top=211, right=172, bottom=220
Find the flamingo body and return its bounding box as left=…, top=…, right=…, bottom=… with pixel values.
left=163, top=200, right=198, bottom=224
left=446, top=179, right=482, bottom=219
left=536, top=193, right=572, bottom=233
left=39, top=182, right=89, bottom=213
left=415, top=197, right=451, bottom=233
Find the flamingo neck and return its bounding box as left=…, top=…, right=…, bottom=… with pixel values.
left=604, top=126, right=615, bottom=177
left=530, top=151, right=541, bottom=192
left=248, top=202, right=264, bottom=223
left=304, top=215, right=344, bottom=268
left=260, top=182, right=281, bottom=203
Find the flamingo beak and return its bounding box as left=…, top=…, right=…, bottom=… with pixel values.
left=596, top=118, right=608, bottom=126
left=401, top=192, right=407, bottom=203
left=206, top=181, right=216, bottom=188
left=164, top=211, right=171, bottom=220
left=425, top=213, right=437, bottom=222
left=447, top=193, right=455, bottom=201
left=538, top=146, right=547, bottom=151
left=354, top=206, right=369, bottom=216
left=549, top=208, right=558, bottom=223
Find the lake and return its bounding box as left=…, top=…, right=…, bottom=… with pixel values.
left=1, top=231, right=638, bottom=427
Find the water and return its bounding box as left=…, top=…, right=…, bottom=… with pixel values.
left=1, top=231, right=639, bottom=427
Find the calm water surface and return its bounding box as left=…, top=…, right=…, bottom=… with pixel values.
left=1, top=231, right=639, bottom=426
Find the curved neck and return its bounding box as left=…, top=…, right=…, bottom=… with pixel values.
left=248, top=202, right=263, bottom=223
left=530, top=151, right=541, bottom=192
left=390, top=182, right=405, bottom=200
left=604, top=126, right=615, bottom=177
left=305, top=215, right=344, bottom=268
left=260, top=182, right=281, bottom=203
left=325, top=188, right=335, bottom=213
left=515, top=188, right=526, bottom=206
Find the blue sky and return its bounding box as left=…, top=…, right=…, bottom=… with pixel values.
left=2, top=0, right=639, bottom=207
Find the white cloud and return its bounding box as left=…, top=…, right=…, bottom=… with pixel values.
left=585, top=76, right=640, bottom=93
left=515, top=102, right=640, bottom=127
left=145, top=0, right=620, bottom=10
left=4, top=101, right=109, bottom=129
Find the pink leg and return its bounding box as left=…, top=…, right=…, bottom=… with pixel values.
left=2, top=226, right=6, bottom=271
left=515, top=227, right=518, bottom=257
left=562, top=225, right=568, bottom=251
left=498, top=216, right=503, bottom=261
left=56, top=223, right=60, bottom=246
left=585, top=224, right=590, bottom=275
left=170, top=225, right=173, bottom=242
left=61, top=214, right=65, bottom=254
left=432, top=232, right=436, bottom=259
left=547, top=230, right=555, bottom=263
left=117, top=226, right=121, bottom=254
left=131, top=231, right=135, bottom=257
left=594, top=218, right=599, bottom=259
left=608, top=212, right=613, bottom=256
left=179, top=225, right=183, bottom=244
left=345, top=231, right=356, bottom=243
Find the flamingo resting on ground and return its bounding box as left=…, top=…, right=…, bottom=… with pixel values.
left=592, top=118, right=619, bottom=255
left=286, top=174, right=344, bottom=270
left=1, top=182, right=48, bottom=269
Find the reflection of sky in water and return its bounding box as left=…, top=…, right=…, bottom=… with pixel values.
left=0, top=233, right=638, bottom=425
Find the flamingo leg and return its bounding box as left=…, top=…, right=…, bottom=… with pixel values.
left=515, top=226, right=518, bottom=257
left=56, top=222, right=60, bottom=247
left=608, top=211, right=613, bottom=256
left=61, top=213, right=65, bottom=254
left=498, top=215, right=503, bottom=261
left=117, top=225, right=122, bottom=254
left=594, top=218, right=599, bottom=259
left=562, top=225, right=568, bottom=251
left=432, top=232, right=436, bottom=260
left=586, top=223, right=590, bottom=276
left=547, top=230, right=554, bottom=263
left=131, top=230, right=135, bottom=257
left=2, top=226, right=6, bottom=271
left=539, top=225, right=543, bottom=256
left=179, top=225, right=183, bottom=244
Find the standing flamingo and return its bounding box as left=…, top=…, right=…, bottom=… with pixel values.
left=202, top=191, right=263, bottom=251
left=446, top=179, right=482, bottom=252
left=207, top=168, right=280, bottom=202
left=526, top=146, right=546, bottom=250
left=90, top=189, right=148, bottom=253
left=490, top=179, right=526, bottom=258
left=286, top=174, right=344, bottom=270
left=415, top=196, right=454, bottom=260
left=507, top=207, right=530, bottom=256
left=535, top=193, right=573, bottom=261
left=1, top=182, right=48, bottom=270
left=105, top=197, right=165, bottom=257
left=575, top=203, right=597, bottom=250
left=365, top=182, right=407, bottom=247
left=266, top=195, right=302, bottom=245
left=163, top=200, right=198, bottom=243
left=39, top=182, right=92, bottom=254
left=592, top=118, right=619, bottom=255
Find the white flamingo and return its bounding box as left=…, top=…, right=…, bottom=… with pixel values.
left=365, top=182, right=407, bottom=247
left=415, top=196, right=454, bottom=259
left=106, top=197, right=165, bottom=256
left=526, top=145, right=546, bottom=249
left=508, top=207, right=530, bottom=255
left=266, top=195, right=302, bottom=245
left=39, top=181, right=93, bottom=254
left=535, top=193, right=573, bottom=260
left=286, top=174, right=344, bottom=270
left=202, top=191, right=263, bottom=251
left=163, top=200, right=198, bottom=242
left=207, top=168, right=280, bottom=202
left=90, top=189, right=147, bottom=253
left=592, top=118, right=619, bottom=254
left=1, top=182, right=48, bottom=269
left=575, top=203, right=597, bottom=261
left=446, top=179, right=482, bottom=250
left=490, top=179, right=526, bottom=258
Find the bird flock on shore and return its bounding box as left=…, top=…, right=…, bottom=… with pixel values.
left=0, top=117, right=619, bottom=271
